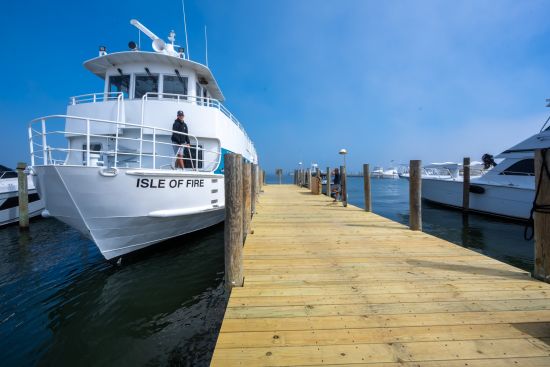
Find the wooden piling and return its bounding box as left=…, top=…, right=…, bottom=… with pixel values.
left=340, top=165, right=347, bottom=207
left=409, top=159, right=422, bottom=231
left=326, top=167, right=331, bottom=197
left=534, top=149, right=550, bottom=282
left=242, top=162, right=252, bottom=239
left=17, top=162, right=29, bottom=229
left=251, top=164, right=257, bottom=215
left=363, top=163, right=372, bottom=212
left=224, top=154, right=243, bottom=290
left=463, top=157, right=470, bottom=214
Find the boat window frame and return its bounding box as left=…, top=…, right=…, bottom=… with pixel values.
left=499, top=158, right=534, bottom=176
left=162, top=74, right=189, bottom=100
left=134, top=73, right=160, bottom=100
left=107, top=74, right=131, bottom=99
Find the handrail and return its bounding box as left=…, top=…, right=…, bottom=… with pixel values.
left=69, top=92, right=123, bottom=105
left=29, top=115, right=221, bottom=171
left=140, top=92, right=254, bottom=149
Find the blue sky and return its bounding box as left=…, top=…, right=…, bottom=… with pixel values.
left=1, top=0, right=549, bottom=173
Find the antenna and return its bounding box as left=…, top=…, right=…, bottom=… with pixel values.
left=204, top=25, right=209, bottom=67
left=181, top=0, right=190, bottom=60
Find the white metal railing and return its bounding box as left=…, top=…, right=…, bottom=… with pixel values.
left=28, top=115, right=221, bottom=172
left=140, top=92, right=254, bottom=149
left=69, top=92, right=124, bottom=123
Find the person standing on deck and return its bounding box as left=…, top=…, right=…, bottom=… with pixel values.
left=171, top=110, right=191, bottom=169
left=332, top=168, right=341, bottom=202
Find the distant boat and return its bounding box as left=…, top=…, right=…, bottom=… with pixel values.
left=0, top=167, right=44, bottom=226
left=372, top=166, right=398, bottom=179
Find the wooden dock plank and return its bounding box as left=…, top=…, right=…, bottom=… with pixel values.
left=210, top=185, right=550, bottom=366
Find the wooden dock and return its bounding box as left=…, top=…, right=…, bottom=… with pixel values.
left=211, top=185, right=550, bottom=366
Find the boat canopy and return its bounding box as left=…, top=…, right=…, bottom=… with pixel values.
left=83, top=51, right=225, bottom=102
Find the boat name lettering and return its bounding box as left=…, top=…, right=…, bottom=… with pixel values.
left=136, top=178, right=204, bottom=189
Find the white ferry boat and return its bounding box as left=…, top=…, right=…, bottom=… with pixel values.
left=28, top=20, right=257, bottom=260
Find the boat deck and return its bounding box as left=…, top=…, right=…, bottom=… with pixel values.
left=211, top=185, right=550, bottom=366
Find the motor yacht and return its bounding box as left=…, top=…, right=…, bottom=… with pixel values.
left=422, top=110, right=550, bottom=220
left=0, top=168, right=44, bottom=226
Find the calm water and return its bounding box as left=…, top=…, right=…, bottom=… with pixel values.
left=0, top=220, right=227, bottom=366
left=0, top=174, right=534, bottom=366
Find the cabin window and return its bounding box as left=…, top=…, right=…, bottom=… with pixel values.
left=499, top=159, right=534, bottom=176
left=108, top=75, right=130, bottom=98
left=134, top=74, right=159, bottom=99
left=163, top=75, right=188, bottom=98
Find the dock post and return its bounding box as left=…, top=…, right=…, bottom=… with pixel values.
left=251, top=164, right=257, bottom=215
left=363, top=163, right=372, bottom=212
left=409, top=160, right=422, bottom=231
left=326, top=167, right=331, bottom=197
left=307, top=169, right=312, bottom=189
left=17, top=162, right=29, bottom=230
left=243, top=162, right=252, bottom=239
left=224, top=154, right=243, bottom=290
left=340, top=165, right=347, bottom=207
left=534, top=149, right=550, bottom=282
left=462, top=157, right=470, bottom=214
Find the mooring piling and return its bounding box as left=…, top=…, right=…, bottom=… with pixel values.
left=242, top=161, right=252, bottom=239
left=463, top=157, right=470, bottom=215
left=534, top=149, right=550, bottom=282
left=409, top=159, right=422, bottom=231
left=340, top=165, right=347, bottom=207
left=16, top=162, right=29, bottom=229
left=363, top=163, right=372, bottom=212
left=326, top=166, right=331, bottom=197
left=224, top=154, right=244, bottom=290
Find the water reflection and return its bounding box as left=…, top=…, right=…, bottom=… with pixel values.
left=0, top=219, right=227, bottom=366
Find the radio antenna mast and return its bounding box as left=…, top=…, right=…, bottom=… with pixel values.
left=181, top=0, right=190, bottom=59
left=204, top=25, right=209, bottom=67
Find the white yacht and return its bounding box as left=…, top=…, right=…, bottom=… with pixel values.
left=422, top=111, right=550, bottom=220
left=0, top=169, right=44, bottom=226
left=372, top=166, right=398, bottom=179
left=28, top=20, right=257, bottom=260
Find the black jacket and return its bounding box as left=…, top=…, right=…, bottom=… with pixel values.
left=171, top=119, right=190, bottom=145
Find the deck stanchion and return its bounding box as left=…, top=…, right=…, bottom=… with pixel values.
left=243, top=162, right=252, bottom=239
left=251, top=164, right=257, bottom=215
left=363, top=164, right=372, bottom=212
left=341, top=165, right=347, bottom=207
left=463, top=157, right=470, bottom=214
left=17, top=162, right=29, bottom=230
left=409, top=159, right=422, bottom=231
left=534, top=149, right=550, bottom=282
left=326, top=167, right=331, bottom=197
left=224, top=154, right=244, bottom=290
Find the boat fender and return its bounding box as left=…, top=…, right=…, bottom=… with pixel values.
left=469, top=185, right=485, bottom=194
left=99, top=167, right=118, bottom=177
left=41, top=209, right=50, bottom=218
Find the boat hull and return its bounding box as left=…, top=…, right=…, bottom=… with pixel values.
left=32, top=165, right=225, bottom=259
left=422, top=178, right=534, bottom=220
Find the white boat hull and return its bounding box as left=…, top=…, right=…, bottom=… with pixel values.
left=33, top=165, right=225, bottom=259
left=0, top=176, right=45, bottom=226
left=422, top=178, right=534, bottom=220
